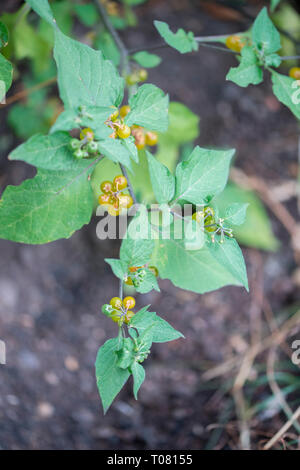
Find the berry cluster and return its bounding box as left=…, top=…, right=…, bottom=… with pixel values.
left=125, top=68, right=148, bottom=86
left=106, top=107, right=131, bottom=140
left=98, top=175, right=133, bottom=216
left=289, top=67, right=300, bottom=80
left=125, top=265, right=159, bottom=287
left=192, top=206, right=233, bottom=243
left=131, top=126, right=158, bottom=150
left=102, top=296, right=136, bottom=325
left=69, top=127, right=98, bottom=159
left=225, top=35, right=246, bottom=53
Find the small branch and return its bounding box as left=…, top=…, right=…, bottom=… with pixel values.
left=119, top=279, right=123, bottom=299
left=120, top=164, right=138, bottom=205
left=280, top=55, right=300, bottom=61
left=1, top=76, right=57, bottom=107
left=263, top=406, right=300, bottom=450
left=93, top=0, right=129, bottom=73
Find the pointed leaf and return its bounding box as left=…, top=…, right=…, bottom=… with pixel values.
left=147, top=151, right=175, bottom=204
left=154, top=20, right=198, bottom=54
left=131, top=362, right=145, bottom=399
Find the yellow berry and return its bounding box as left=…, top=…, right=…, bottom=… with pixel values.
left=107, top=205, right=120, bottom=216
left=113, top=175, right=127, bottom=190
left=124, top=311, right=135, bottom=325
left=110, top=297, right=123, bottom=309
left=110, top=108, right=119, bottom=121
left=118, top=193, right=133, bottom=209
left=100, top=181, right=113, bottom=194
left=110, top=310, right=123, bottom=324
left=98, top=194, right=112, bottom=206
left=289, top=67, right=300, bottom=80
left=138, top=69, right=148, bottom=82
left=80, top=127, right=94, bottom=141
left=117, top=124, right=131, bottom=139
left=123, top=296, right=135, bottom=310
left=119, top=105, right=131, bottom=118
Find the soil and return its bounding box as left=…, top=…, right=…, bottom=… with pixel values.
left=0, top=0, right=299, bottom=450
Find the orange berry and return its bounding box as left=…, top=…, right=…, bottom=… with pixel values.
left=225, top=35, right=245, bottom=53
left=145, top=131, right=158, bottom=146
left=125, top=277, right=133, bottom=286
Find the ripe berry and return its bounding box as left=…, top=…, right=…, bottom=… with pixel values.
left=110, top=297, right=123, bottom=309
left=80, top=127, right=94, bottom=141
left=117, top=124, right=131, bottom=139
left=145, top=131, right=158, bottom=146
left=110, top=310, right=122, bottom=324
left=98, top=194, right=112, bottom=206
left=107, top=205, right=120, bottom=217
left=100, top=181, right=114, bottom=194
left=149, top=266, right=159, bottom=277
left=124, top=311, right=135, bottom=324
left=123, top=296, right=135, bottom=310
left=120, top=105, right=131, bottom=118
left=289, top=67, right=300, bottom=80
left=125, top=276, right=133, bottom=286
left=113, top=175, right=127, bottom=190
left=129, top=266, right=139, bottom=273
left=192, top=210, right=205, bottom=223
left=74, top=148, right=85, bottom=159
left=70, top=138, right=80, bottom=150
left=225, top=35, right=245, bottom=53
left=118, top=193, right=133, bottom=209
left=138, top=69, right=148, bottom=82
left=132, top=127, right=146, bottom=149
left=110, top=108, right=119, bottom=121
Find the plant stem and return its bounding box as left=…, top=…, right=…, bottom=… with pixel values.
left=1, top=76, right=57, bottom=107
left=120, top=164, right=138, bottom=205
left=93, top=0, right=129, bottom=73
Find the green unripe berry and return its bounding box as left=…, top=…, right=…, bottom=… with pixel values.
left=87, top=141, right=98, bottom=154
left=70, top=139, right=80, bottom=150
left=74, top=148, right=85, bottom=159
left=102, top=304, right=113, bottom=316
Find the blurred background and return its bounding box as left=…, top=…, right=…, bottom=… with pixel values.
left=0, top=0, right=300, bottom=450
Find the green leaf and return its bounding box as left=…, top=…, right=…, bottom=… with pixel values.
left=95, top=338, right=130, bottom=414
left=271, top=71, right=300, bottom=119
left=174, top=146, right=235, bottom=205
left=208, top=238, right=248, bottom=291
left=105, top=258, right=128, bottom=279
left=226, top=47, right=263, bottom=87
left=252, top=7, right=281, bottom=55
left=51, top=106, right=112, bottom=134
left=74, top=4, right=99, bottom=27
left=0, top=21, right=9, bottom=48
left=132, top=51, right=162, bottom=68
left=0, top=166, right=94, bottom=244
left=26, top=0, right=56, bottom=27
left=151, top=227, right=244, bottom=293
left=151, top=316, right=184, bottom=343
left=270, top=0, right=281, bottom=12
left=224, top=203, right=249, bottom=226
left=116, top=338, right=135, bottom=369
left=215, top=183, right=279, bottom=251
left=125, top=84, right=169, bottom=132
left=135, top=269, right=160, bottom=294
left=154, top=20, right=198, bottom=54
left=94, top=31, right=120, bottom=67
left=131, top=362, right=145, bottom=400
left=0, top=53, right=13, bottom=101
left=120, top=235, right=154, bottom=267
left=98, top=138, right=133, bottom=169
left=8, top=132, right=88, bottom=171
left=147, top=151, right=175, bottom=204
left=54, top=29, right=124, bottom=109
left=129, top=306, right=183, bottom=343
